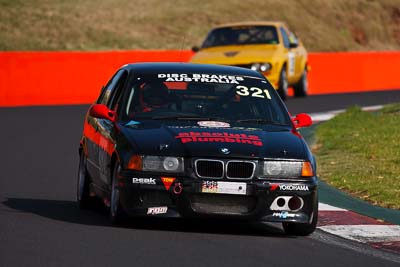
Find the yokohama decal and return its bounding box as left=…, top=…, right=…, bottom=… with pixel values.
left=270, top=183, right=309, bottom=191
left=175, top=132, right=263, bottom=147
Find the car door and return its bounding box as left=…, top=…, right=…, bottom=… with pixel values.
left=280, top=26, right=299, bottom=84
left=97, top=70, right=129, bottom=189
left=87, top=70, right=125, bottom=189
left=287, top=28, right=306, bottom=80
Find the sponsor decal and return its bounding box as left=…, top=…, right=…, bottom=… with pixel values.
left=158, top=73, right=244, bottom=84
left=201, top=181, right=246, bottom=195
left=270, top=184, right=309, bottom=192
left=272, top=211, right=295, bottom=219
left=175, top=132, right=263, bottom=147
left=202, top=181, right=218, bottom=193
left=197, top=121, right=230, bottom=128
left=132, top=177, right=156, bottom=185
left=288, top=52, right=296, bottom=76
left=270, top=184, right=279, bottom=191
left=161, top=177, right=176, bottom=190
left=147, top=206, right=168, bottom=215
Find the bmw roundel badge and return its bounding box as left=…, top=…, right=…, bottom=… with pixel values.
left=220, top=148, right=230, bottom=155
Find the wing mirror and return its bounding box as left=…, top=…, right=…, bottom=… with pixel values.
left=292, top=113, right=312, bottom=128
left=289, top=42, right=298, bottom=49
left=191, top=46, right=200, bottom=53
left=89, top=104, right=117, bottom=123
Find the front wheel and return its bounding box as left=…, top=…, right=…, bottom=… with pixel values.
left=277, top=67, right=288, bottom=100
left=293, top=69, right=308, bottom=97
left=282, top=201, right=318, bottom=236
left=110, top=163, right=128, bottom=225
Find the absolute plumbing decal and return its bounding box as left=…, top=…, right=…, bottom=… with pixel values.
left=175, top=132, right=263, bottom=146
left=158, top=73, right=244, bottom=84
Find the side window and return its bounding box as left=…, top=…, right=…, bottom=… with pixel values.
left=97, top=70, right=124, bottom=105
left=96, top=86, right=107, bottom=104
left=107, top=71, right=128, bottom=111
left=280, top=27, right=290, bottom=48
left=288, top=31, right=298, bottom=46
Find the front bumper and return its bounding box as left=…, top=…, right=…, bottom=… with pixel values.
left=117, top=171, right=318, bottom=223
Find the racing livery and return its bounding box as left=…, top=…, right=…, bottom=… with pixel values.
left=77, top=63, right=318, bottom=235
left=190, top=21, right=309, bottom=100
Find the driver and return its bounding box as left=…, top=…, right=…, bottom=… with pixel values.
left=140, top=81, right=169, bottom=112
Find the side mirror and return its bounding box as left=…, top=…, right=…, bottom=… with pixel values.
left=191, top=46, right=200, bottom=53
left=289, top=42, right=298, bottom=49
left=292, top=113, right=312, bottom=128
left=89, top=104, right=117, bottom=123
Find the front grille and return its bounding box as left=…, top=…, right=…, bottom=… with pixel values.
left=227, top=161, right=255, bottom=179
left=195, top=160, right=224, bottom=178
left=190, top=194, right=256, bottom=215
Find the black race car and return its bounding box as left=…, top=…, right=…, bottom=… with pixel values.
left=77, top=63, right=318, bottom=235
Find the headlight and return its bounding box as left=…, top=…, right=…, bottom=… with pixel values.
left=163, top=157, right=180, bottom=171
left=262, top=161, right=313, bottom=178
left=142, top=156, right=184, bottom=173
left=251, top=63, right=261, bottom=71
left=250, top=63, right=272, bottom=73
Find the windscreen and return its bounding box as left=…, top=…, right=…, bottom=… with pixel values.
left=202, top=26, right=279, bottom=48
left=121, top=73, right=290, bottom=125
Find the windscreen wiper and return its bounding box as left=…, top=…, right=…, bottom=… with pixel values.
left=150, top=115, right=215, bottom=121
left=237, top=119, right=289, bottom=126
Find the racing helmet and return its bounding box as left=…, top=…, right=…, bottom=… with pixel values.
left=142, top=82, right=169, bottom=107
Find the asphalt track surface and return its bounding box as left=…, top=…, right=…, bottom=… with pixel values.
left=1, top=90, right=400, bottom=267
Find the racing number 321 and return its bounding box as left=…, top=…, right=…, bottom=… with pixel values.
left=236, top=86, right=271, bottom=99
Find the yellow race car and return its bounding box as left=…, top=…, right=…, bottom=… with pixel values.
left=190, top=21, right=309, bottom=100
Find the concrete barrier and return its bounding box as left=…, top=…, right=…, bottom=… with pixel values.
left=0, top=50, right=399, bottom=107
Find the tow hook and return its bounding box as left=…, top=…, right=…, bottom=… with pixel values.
left=173, top=182, right=183, bottom=195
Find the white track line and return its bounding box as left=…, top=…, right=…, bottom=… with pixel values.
left=309, top=105, right=384, bottom=122
left=318, top=203, right=347, bottom=211
left=318, top=225, right=400, bottom=243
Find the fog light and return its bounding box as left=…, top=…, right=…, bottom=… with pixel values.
left=288, top=196, right=303, bottom=211
left=277, top=197, right=286, bottom=207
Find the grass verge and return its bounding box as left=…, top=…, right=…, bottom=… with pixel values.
left=0, top=0, right=399, bottom=51
left=314, top=104, right=400, bottom=209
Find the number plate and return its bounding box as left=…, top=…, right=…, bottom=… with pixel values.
left=201, top=181, right=247, bottom=195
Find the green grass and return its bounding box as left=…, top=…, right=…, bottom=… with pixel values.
left=314, top=104, right=400, bottom=209
left=1, top=0, right=400, bottom=51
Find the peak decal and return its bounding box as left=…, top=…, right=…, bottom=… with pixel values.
left=175, top=132, right=263, bottom=147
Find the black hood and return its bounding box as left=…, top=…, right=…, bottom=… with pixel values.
left=119, top=120, right=306, bottom=160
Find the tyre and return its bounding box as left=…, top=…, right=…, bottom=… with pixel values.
left=110, top=162, right=128, bottom=225
left=282, top=200, right=318, bottom=236
left=77, top=153, right=95, bottom=209
left=277, top=67, right=288, bottom=100
left=293, top=69, right=308, bottom=97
